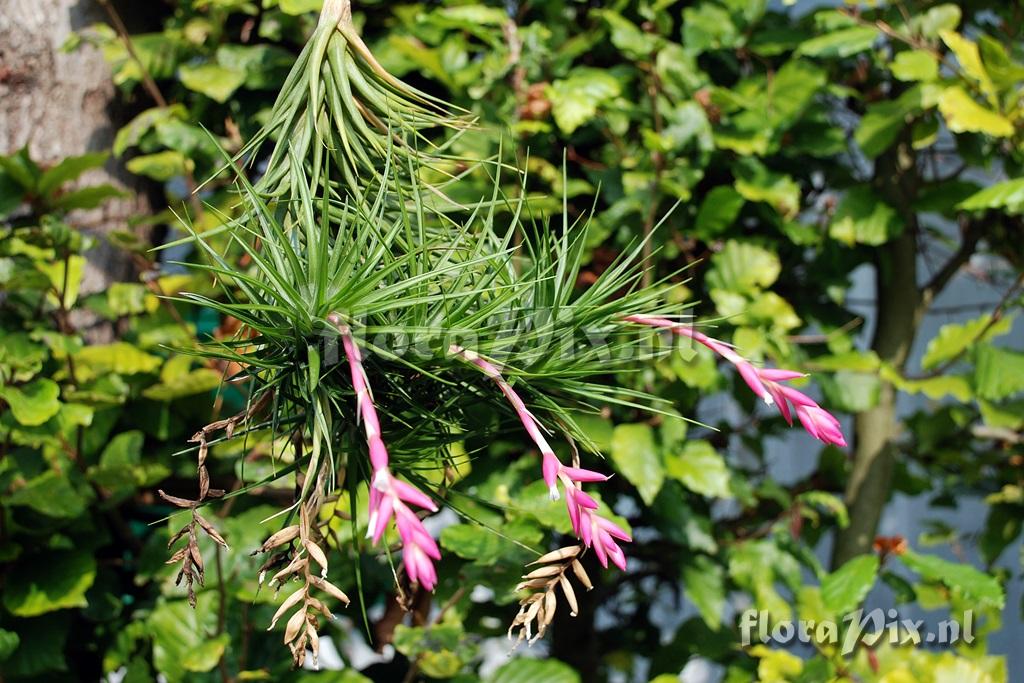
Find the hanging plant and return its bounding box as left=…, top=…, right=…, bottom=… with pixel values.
left=165, top=0, right=845, bottom=667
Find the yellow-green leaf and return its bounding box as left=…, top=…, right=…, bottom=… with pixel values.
left=938, top=86, right=1014, bottom=137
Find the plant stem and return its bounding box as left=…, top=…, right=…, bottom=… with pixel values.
left=319, top=0, right=353, bottom=28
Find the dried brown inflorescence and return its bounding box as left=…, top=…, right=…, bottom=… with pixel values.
left=252, top=501, right=350, bottom=668
left=508, top=544, right=593, bottom=647
left=161, top=394, right=270, bottom=605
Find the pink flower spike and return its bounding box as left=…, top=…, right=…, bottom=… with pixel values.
left=561, top=466, right=610, bottom=483
left=766, top=383, right=793, bottom=425
left=542, top=452, right=561, bottom=500
left=622, top=314, right=847, bottom=448
left=596, top=517, right=632, bottom=543
left=572, top=489, right=600, bottom=510
left=736, top=360, right=773, bottom=405
left=758, top=369, right=808, bottom=382
left=605, top=542, right=628, bottom=571
left=391, top=479, right=438, bottom=512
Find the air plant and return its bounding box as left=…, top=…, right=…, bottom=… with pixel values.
left=166, top=0, right=846, bottom=666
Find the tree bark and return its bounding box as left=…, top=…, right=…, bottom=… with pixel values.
left=0, top=0, right=148, bottom=309
left=832, top=143, right=922, bottom=567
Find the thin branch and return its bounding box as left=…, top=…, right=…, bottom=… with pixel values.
left=920, top=220, right=983, bottom=304
left=907, top=271, right=1024, bottom=379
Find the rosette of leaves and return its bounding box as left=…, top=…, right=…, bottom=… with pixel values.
left=167, top=0, right=686, bottom=666
left=239, top=0, right=470, bottom=204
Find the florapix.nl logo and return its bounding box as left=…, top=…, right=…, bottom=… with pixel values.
left=740, top=608, right=976, bottom=656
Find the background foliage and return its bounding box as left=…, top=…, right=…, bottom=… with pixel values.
left=1, top=0, right=1022, bottom=681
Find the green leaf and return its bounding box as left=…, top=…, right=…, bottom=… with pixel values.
left=107, top=282, right=153, bottom=317
left=437, top=5, right=510, bottom=26
left=74, top=343, right=162, bottom=377
left=682, top=555, right=725, bottom=630
left=0, top=378, right=61, bottom=426
left=885, top=369, right=973, bottom=402
left=797, top=26, right=878, bottom=58
left=922, top=314, right=1014, bottom=369
left=0, top=147, right=40, bottom=191
left=900, top=549, right=1004, bottom=609
left=1, top=614, right=69, bottom=677
left=797, top=491, right=849, bottom=528
left=818, top=372, right=880, bottom=412
left=178, top=62, right=247, bottom=103
left=665, top=440, right=731, bottom=499
left=37, top=152, right=108, bottom=196
left=821, top=555, right=878, bottom=615
left=939, top=30, right=996, bottom=99
left=706, top=240, right=781, bottom=293
left=547, top=68, right=622, bottom=134
left=974, top=344, right=1024, bottom=400
left=149, top=595, right=229, bottom=679
left=682, top=3, right=740, bottom=55
left=126, top=150, right=191, bottom=182
left=6, top=470, right=89, bottom=518
left=597, top=10, right=662, bottom=59
left=734, top=161, right=800, bottom=219
left=0, top=629, right=19, bottom=661
left=610, top=422, right=664, bottom=505
left=142, top=368, right=222, bottom=401
left=3, top=551, right=97, bottom=617
left=440, top=524, right=512, bottom=566
left=890, top=50, right=939, bottom=82
left=906, top=4, right=961, bottom=38
left=278, top=0, right=322, bottom=14
left=959, top=177, right=1024, bottom=214
left=52, top=184, right=125, bottom=210
left=938, top=86, right=1014, bottom=138
left=829, top=187, right=904, bottom=246
left=855, top=86, right=927, bottom=158
left=0, top=166, right=25, bottom=214
left=114, top=104, right=188, bottom=156
left=695, top=186, right=745, bottom=239
left=393, top=624, right=469, bottom=678
left=216, top=44, right=294, bottom=90
left=37, top=254, right=86, bottom=308
left=489, top=659, right=580, bottom=683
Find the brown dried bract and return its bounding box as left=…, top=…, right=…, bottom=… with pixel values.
left=507, top=544, right=591, bottom=647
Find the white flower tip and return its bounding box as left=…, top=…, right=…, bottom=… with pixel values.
left=763, top=393, right=774, bottom=406
left=548, top=485, right=561, bottom=501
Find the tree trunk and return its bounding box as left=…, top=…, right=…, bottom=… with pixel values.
left=0, top=0, right=148, bottom=310
left=832, top=143, right=922, bottom=567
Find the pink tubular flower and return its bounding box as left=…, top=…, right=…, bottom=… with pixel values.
left=623, top=315, right=847, bottom=447
left=333, top=316, right=440, bottom=590
left=451, top=345, right=631, bottom=570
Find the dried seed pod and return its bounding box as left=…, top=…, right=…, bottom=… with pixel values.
left=311, top=576, right=350, bottom=605
left=559, top=574, right=579, bottom=616
left=166, top=547, right=189, bottom=564
left=571, top=559, right=593, bottom=591
left=269, top=556, right=307, bottom=586
left=269, top=587, right=307, bottom=630
left=529, top=545, right=581, bottom=566
left=307, top=621, right=321, bottom=669
left=522, top=564, right=563, bottom=580
left=158, top=490, right=196, bottom=508
left=542, top=590, right=558, bottom=627
left=514, top=578, right=553, bottom=591
left=254, top=525, right=301, bottom=554
left=195, top=513, right=229, bottom=549
left=304, top=539, right=329, bottom=577
left=307, top=596, right=335, bottom=620
left=283, top=606, right=306, bottom=645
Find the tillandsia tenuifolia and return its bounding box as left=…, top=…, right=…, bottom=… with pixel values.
left=168, top=0, right=846, bottom=667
